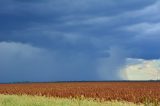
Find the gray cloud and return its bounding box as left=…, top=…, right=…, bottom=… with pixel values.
left=0, top=0, right=160, bottom=82
left=0, top=42, right=98, bottom=82
left=0, top=42, right=55, bottom=82
left=97, top=46, right=129, bottom=80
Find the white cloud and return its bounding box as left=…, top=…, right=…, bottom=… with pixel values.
left=121, top=58, right=160, bottom=80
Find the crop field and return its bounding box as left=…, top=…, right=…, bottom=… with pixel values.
left=0, top=94, right=141, bottom=106
left=0, top=82, right=160, bottom=104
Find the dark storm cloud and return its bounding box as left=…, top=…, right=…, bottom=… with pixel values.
left=0, top=0, right=159, bottom=82
left=0, top=42, right=98, bottom=82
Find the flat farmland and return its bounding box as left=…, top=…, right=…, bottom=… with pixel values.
left=0, top=82, right=160, bottom=103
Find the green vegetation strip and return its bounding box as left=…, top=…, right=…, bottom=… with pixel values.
left=0, top=94, right=142, bottom=106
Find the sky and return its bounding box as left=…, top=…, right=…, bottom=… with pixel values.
left=0, top=0, right=160, bottom=82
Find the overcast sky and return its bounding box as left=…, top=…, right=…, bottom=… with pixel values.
left=0, top=0, right=160, bottom=82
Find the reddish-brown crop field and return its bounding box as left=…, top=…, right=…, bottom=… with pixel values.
left=0, top=82, right=160, bottom=103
